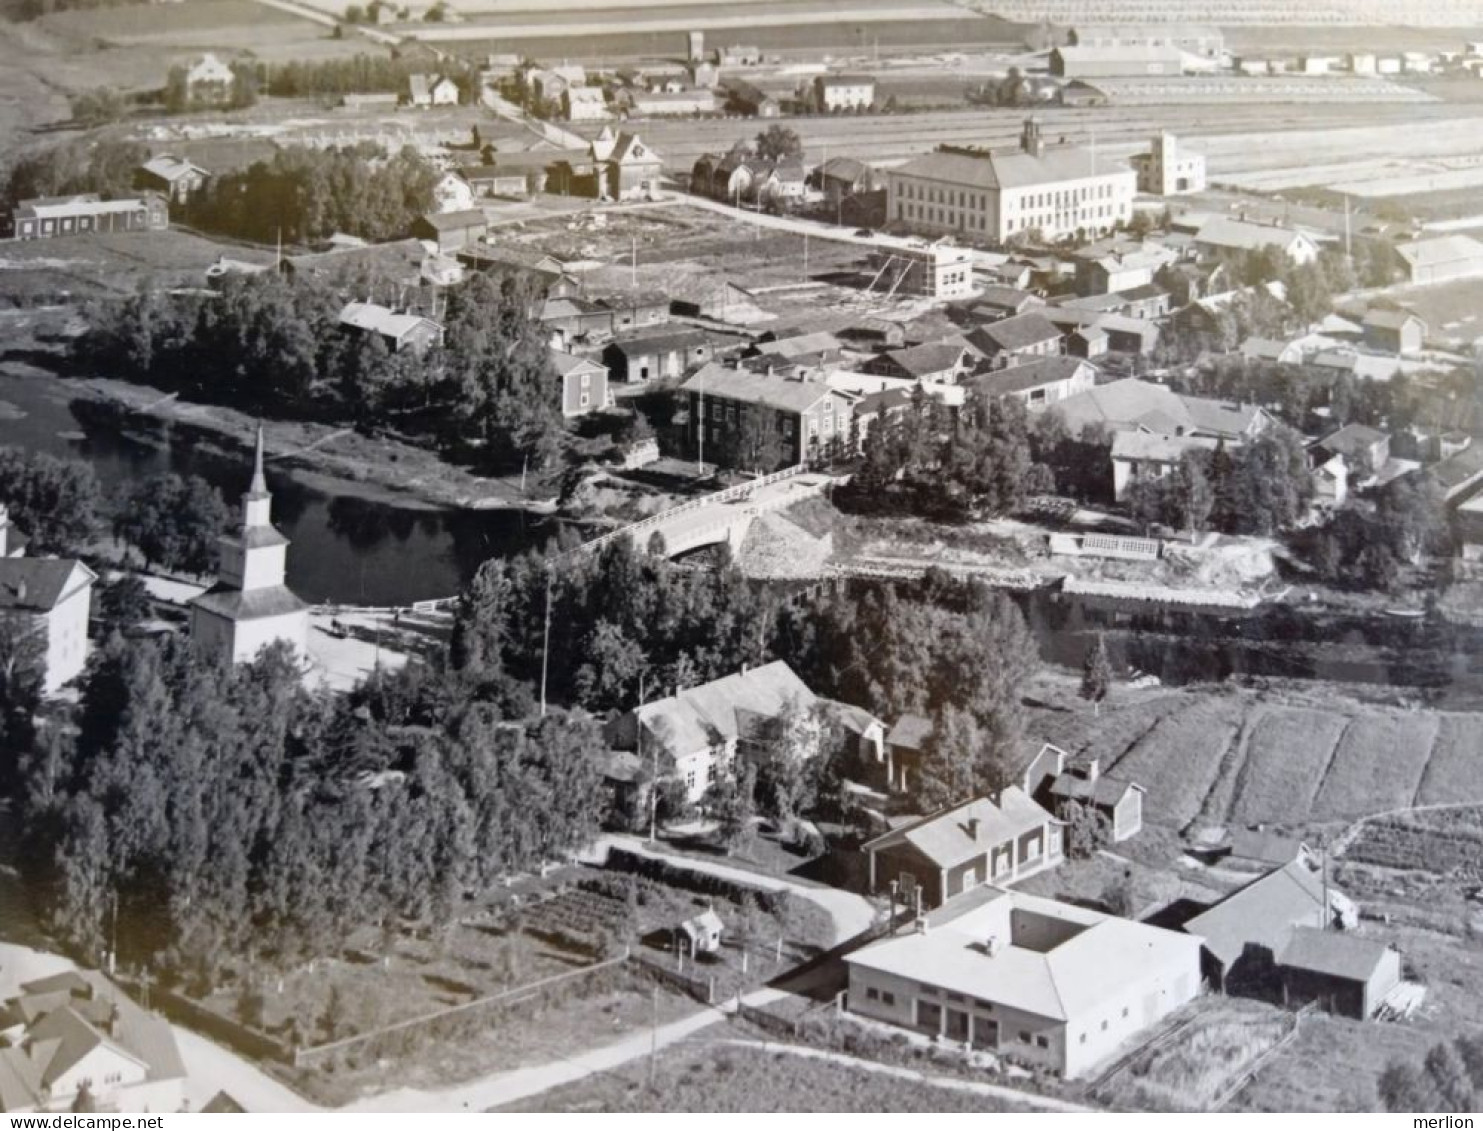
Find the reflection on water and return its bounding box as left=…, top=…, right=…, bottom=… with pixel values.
left=0, top=372, right=553, bottom=605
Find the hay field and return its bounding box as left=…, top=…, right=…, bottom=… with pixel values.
left=1414, top=714, right=1483, bottom=804
left=1311, top=712, right=1440, bottom=819
left=1111, top=698, right=1245, bottom=828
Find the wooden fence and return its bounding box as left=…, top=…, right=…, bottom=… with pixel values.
left=290, top=949, right=630, bottom=1069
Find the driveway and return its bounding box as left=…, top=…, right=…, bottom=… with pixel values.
left=594, top=834, right=878, bottom=946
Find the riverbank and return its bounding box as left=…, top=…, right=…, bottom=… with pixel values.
left=68, top=372, right=563, bottom=514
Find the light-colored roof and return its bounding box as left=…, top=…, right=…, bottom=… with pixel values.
left=139, top=155, right=208, bottom=182
left=1277, top=926, right=1392, bottom=982
left=1183, top=859, right=1329, bottom=970
left=550, top=349, right=606, bottom=377
left=631, top=660, right=815, bottom=756
left=1049, top=378, right=1263, bottom=441
left=1195, top=217, right=1316, bottom=254
left=1363, top=307, right=1425, bottom=331
left=1316, top=423, right=1387, bottom=459
left=418, top=209, right=487, bottom=232
left=892, top=143, right=1132, bottom=193
left=1395, top=234, right=1483, bottom=269
left=338, top=301, right=440, bottom=342
left=14, top=194, right=154, bottom=220
left=864, top=789, right=1059, bottom=870
left=680, top=363, right=846, bottom=415
left=1111, top=431, right=1219, bottom=464
left=967, top=312, right=1063, bottom=353
left=845, top=887, right=1202, bottom=1022
left=1055, top=45, right=1186, bottom=64
left=975, top=356, right=1091, bottom=398
left=566, top=86, right=606, bottom=105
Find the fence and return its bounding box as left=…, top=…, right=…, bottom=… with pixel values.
left=628, top=952, right=716, bottom=1005
left=290, top=949, right=630, bottom=1069
left=132, top=983, right=293, bottom=1065
left=1048, top=533, right=1163, bottom=561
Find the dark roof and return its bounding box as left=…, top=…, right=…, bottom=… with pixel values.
left=0, top=559, right=93, bottom=612
left=974, top=285, right=1041, bottom=312
left=1431, top=443, right=1483, bottom=491
left=190, top=583, right=309, bottom=621
left=1183, top=860, right=1329, bottom=970
left=1315, top=423, right=1387, bottom=459
left=857, top=386, right=914, bottom=415
left=974, top=356, right=1089, bottom=397
left=1363, top=307, right=1424, bottom=331
left=1228, top=828, right=1309, bottom=867
left=1278, top=926, right=1392, bottom=982
left=417, top=209, right=488, bottom=232
left=1120, top=283, right=1168, bottom=302
left=1047, top=769, right=1139, bottom=808
left=967, top=312, right=1062, bottom=353
left=886, top=713, right=933, bottom=751
left=201, top=1091, right=246, bottom=1113
left=866, top=343, right=965, bottom=379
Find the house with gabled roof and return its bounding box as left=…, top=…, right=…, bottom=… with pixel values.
left=1276, top=927, right=1401, bottom=1019
left=0, top=969, right=185, bottom=1114
left=1362, top=308, right=1426, bottom=356
left=845, top=886, right=1202, bottom=1077
left=681, top=363, right=857, bottom=469
left=1194, top=217, right=1320, bottom=265
left=863, top=789, right=1065, bottom=909
left=1021, top=744, right=1144, bottom=842
left=134, top=155, right=210, bottom=204
left=1048, top=377, right=1273, bottom=445
left=551, top=350, right=611, bottom=417
left=411, top=209, right=488, bottom=253
left=605, top=660, right=841, bottom=802
left=965, top=312, right=1063, bottom=369
left=338, top=301, right=443, bottom=355
left=0, top=512, right=95, bottom=696
left=1181, top=859, right=1341, bottom=992
left=973, top=356, right=1095, bottom=409
left=860, top=343, right=971, bottom=386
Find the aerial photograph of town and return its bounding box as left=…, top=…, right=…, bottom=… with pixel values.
left=4, top=0, right=1483, bottom=1118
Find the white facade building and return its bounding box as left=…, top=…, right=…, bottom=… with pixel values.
left=1136, top=133, right=1207, bottom=196
left=189, top=428, right=309, bottom=666
left=887, top=120, right=1136, bottom=243
left=0, top=505, right=95, bottom=696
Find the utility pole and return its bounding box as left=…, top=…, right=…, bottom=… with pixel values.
left=539, top=569, right=552, bottom=716
left=1344, top=193, right=1352, bottom=262
left=631, top=232, right=637, bottom=288
left=696, top=382, right=705, bottom=475
left=803, top=230, right=809, bottom=281
left=648, top=984, right=659, bottom=1088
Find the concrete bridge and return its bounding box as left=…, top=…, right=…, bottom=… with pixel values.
left=577, top=464, right=833, bottom=560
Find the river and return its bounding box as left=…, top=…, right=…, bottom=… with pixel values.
left=0, top=370, right=558, bottom=605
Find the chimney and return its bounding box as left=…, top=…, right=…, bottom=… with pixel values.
left=1085, top=758, right=1100, bottom=783
left=15, top=579, right=26, bottom=604
left=966, top=817, right=980, bottom=841
left=915, top=915, right=930, bottom=935
left=766, top=363, right=775, bottom=377
left=986, top=935, right=1001, bottom=958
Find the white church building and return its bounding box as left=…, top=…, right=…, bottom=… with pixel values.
left=189, top=428, right=309, bottom=665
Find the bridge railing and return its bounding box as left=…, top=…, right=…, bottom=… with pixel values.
left=574, top=463, right=807, bottom=557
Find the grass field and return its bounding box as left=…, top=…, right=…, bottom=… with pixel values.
left=1415, top=714, right=1483, bottom=804
left=1112, top=698, right=1246, bottom=829
left=1311, top=712, right=1440, bottom=819
left=1024, top=680, right=1483, bottom=838
left=506, top=1040, right=1039, bottom=1112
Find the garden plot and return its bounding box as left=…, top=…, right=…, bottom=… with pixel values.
left=1227, top=707, right=1348, bottom=827
left=1109, top=1001, right=1291, bottom=1112
left=1310, top=712, right=1439, bottom=820
left=1025, top=690, right=1190, bottom=767
left=1112, top=698, right=1245, bottom=829
left=1345, top=807, right=1483, bottom=879
left=1414, top=714, right=1483, bottom=806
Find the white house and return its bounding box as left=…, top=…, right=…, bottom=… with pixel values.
left=189, top=428, right=309, bottom=666
left=845, top=887, right=1203, bottom=1078
left=0, top=505, right=95, bottom=696
left=0, top=970, right=186, bottom=1114
left=431, top=171, right=474, bottom=213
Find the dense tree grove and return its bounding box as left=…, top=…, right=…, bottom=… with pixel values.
left=262, top=55, right=452, bottom=99
left=183, top=143, right=436, bottom=245
left=14, top=635, right=606, bottom=981
left=775, top=569, right=1039, bottom=806
left=0, top=447, right=102, bottom=555
left=2, top=139, right=150, bottom=211
left=1294, top=474, right=1451, bottom=591
left=75, top=271, right=563, bottom=472
left=1, top=0, right=142, bottom=20
left=113, top=473, right=231, bottom=576
left=164, top=60, right=259, bottom=113
left=840, top=390, right=1054, bottom=520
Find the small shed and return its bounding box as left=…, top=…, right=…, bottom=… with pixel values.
left=678, top=908, right=724, bottom=955
left=1277, top=927, right=1401, bottom=1019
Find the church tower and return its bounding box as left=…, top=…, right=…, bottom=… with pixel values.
left=189, top=426, right=309, bottom=666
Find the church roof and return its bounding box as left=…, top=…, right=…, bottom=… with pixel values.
left=225, top=525, right=291, bottom=550
left=191, top=583, right=309, bottom=621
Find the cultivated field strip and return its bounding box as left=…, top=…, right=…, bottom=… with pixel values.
left=1227, top=708, right=1351, bottom=827
left=1414, top=714, right=1483, bottom=806
left=1113, top=699, right=1246, bottom=829
left=1028, top=692, right=1187, bottom=764
left=1311, top=712, right=1441, bottom=820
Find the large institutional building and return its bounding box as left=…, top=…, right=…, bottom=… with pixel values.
left=189, top=428, right=309, bottom=666
left=886, top=120, right=1137, bottom=243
